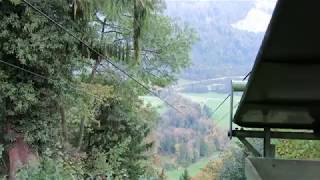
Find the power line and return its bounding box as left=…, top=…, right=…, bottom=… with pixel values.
left=213, top=70, right=250, bottom=126
left=215, top=101, right=239, bottom=126
left=216, top=112, right=228, bottom=125
left=212, top=71, right=250, bottom=115
left=243, top=71, right=251, bottom=80
left=212, top=94, right=230, bottom=115
left=0, top=59, right=183, bottom=114
left=0, top=59, right=104, bottom=102
left=21, top=0, right=182, bottom=113
left=212, top=72, right=250, bottom=126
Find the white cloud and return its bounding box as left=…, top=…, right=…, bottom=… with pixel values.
left=232, top=8, right=271, bottom=33
left=232, top=0, right=277, bottom=33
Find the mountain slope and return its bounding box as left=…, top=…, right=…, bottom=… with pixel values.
left=165, top=1, right=268, bottom=80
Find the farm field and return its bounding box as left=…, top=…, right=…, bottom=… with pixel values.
left=166, top=154, right=220, bottom=180
left=180, top=92, right=242, bottom=128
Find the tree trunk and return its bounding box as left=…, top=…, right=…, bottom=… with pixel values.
left=77, top=117, right=85, bottom=151
left=59, top=104, right=68, bottom=143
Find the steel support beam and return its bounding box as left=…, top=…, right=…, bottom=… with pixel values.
left=229, top=80, right=247, bottom=140
left=238, top=137, right=262, bottom=157
left=229, top=82, right=234, bottom=139
left=232, top=129, right=320, bottom=140
left=263, top=128, right=275, bottom=157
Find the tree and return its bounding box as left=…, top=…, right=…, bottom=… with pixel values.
left=276, top=140, right=320, bottom=159
left=158, top=168, right=167, bottom=180
left=83, top=81, right=159, bottom=178
left=202, top=104, right=213, bottom=118
left=160, top=135, right=176, bottom=154
left=180, top=169, right=191, bottom=180
left=0, top=0, right=83, bottom=151
left=0, top=1, right=87, bottom=178
left=199, top=138, right=209, bottom=157
left=0, top=0, right=195, bottom=178
left=177, top=143, right=192, bottom=166
left=194, top=144, right=247, bottom=180
left=70, top=0, right=164, bottom=63
left=219, top=145, right=247, bottom=180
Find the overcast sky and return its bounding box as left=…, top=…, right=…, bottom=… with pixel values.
left=166, top=0, right=277, bottom=33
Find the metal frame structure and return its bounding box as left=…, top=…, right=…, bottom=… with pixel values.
left=226, top=1, right=320, bottom=178
left=228, top=81, right=320, bottom=158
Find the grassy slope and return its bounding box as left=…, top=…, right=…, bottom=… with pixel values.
left=166, top=153, right=221, bottom=180
left=141, top=96, right=167, bottom=114
left=180, top=92, right=241, bottom=128
left=166, top=158, right=210, bottom=179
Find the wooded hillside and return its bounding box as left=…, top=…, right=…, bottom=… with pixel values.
left=0, top=0, right=195, bottom=179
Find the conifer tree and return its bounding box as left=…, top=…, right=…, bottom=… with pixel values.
left=180, top=169, right=191, bottom=180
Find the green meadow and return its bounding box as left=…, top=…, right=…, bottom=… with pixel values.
left=166, top=153, right=221, bottom=180
left=141, top=96, right=167, bottom=113
left=180, top=92, right=242, bottom=128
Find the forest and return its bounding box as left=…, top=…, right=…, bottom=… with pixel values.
left=153, top=92, right=227, bottom=170
left=2, top=0, right=320, bottom=180
left=0, top=0, right=196, bottom=179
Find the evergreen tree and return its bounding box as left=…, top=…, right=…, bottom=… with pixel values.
left=199, top=138, right=209, bottom=157
left=158, top=168, right=167, bottom=180
left=180, top=169, right=191, bottom=180
left=0, top=0, right=195, bottom=178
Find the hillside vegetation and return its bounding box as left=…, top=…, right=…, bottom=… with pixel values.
left=0, top=0, right=195, bottom=179
left=166, top=1, right=264, bottom=80
left=149, top=92, right=228, bottom=179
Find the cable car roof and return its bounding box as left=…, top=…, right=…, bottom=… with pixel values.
left=233, top=0, right=320, bottom=129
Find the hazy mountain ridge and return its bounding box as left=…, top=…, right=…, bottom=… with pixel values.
left=165, top=1, right=266, bottom=80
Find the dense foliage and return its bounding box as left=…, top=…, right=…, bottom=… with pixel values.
left=0, top=0, right=195, bottom=178
left=276, top=140, right=320, bottom=160
left=154, top=92, right=228, bottom=170
left=179, top=169, right=191, bottom=180
left=193, top=144, right=247, bottom=180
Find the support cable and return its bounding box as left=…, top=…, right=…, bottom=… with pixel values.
left=21, top=0, right=182, bottom=113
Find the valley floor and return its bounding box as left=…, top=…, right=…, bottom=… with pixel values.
left=167, top=153, right=221, bottom=180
